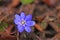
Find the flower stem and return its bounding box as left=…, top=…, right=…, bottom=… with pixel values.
left=17, top=31, right=20, bottom=40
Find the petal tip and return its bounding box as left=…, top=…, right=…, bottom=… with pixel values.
left=20, top=12, right=25, bottom=19
left=21, top=12, right=25, bottom=15
left=15, top=14, right=19, bottom=17
left=25, top=27, right=31, bottom=33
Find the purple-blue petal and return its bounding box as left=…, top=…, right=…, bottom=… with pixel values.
left=14, top=19, right=19, bottom=25
left=14, top=18, right=22, bottom=25
left=26, top=21, right=35, bottom=26
left=20, top=12, right=25, bottom=19
left=25, top=26, right=31, bottom=33
left=15, top=14, right=20, bottom=20
left=17, top=25, right=24, bottom=32
left=25, top=14, right=32, bottom=21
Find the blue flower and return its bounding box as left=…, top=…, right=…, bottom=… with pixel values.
left=14, top=12, right=35, bottom=33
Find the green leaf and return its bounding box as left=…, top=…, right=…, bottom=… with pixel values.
left=40, top=21, right=47, bottom=29
left=0, top=22, right=8, bottom=32
left=20, top=0, right=34, bottom=5
left=2, top=22, right=8, bottom=28
left=0, top=26, right=4, bottom=31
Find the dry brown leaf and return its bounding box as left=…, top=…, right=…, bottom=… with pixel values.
left=43, top=0, right=58, bottom=6
left=8, top=0, right=20, bottom=8
left=34, top=24, right=44, bottom=32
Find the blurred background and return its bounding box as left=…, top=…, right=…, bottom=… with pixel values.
left=0, top=0, right=60, bottom=40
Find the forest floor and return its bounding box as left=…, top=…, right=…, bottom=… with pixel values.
left=0, top=0, right=60, bottom=40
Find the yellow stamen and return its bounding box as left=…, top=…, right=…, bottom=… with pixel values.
left=21, top=20, right=25, bottom=25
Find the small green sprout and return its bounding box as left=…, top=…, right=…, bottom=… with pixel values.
left=20, top=0, right=34, bottom=5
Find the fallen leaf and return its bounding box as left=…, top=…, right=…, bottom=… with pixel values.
left=34, top=24, right=44, bottom=32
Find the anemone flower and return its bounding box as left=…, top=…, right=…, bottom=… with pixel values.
left=14, top=12, right=35, bottom=33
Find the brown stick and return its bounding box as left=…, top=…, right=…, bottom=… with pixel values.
left=49, top=22, right=60, bottom=32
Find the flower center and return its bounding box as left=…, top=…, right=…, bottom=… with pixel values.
left=21, top=20, right=25, bottom=25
